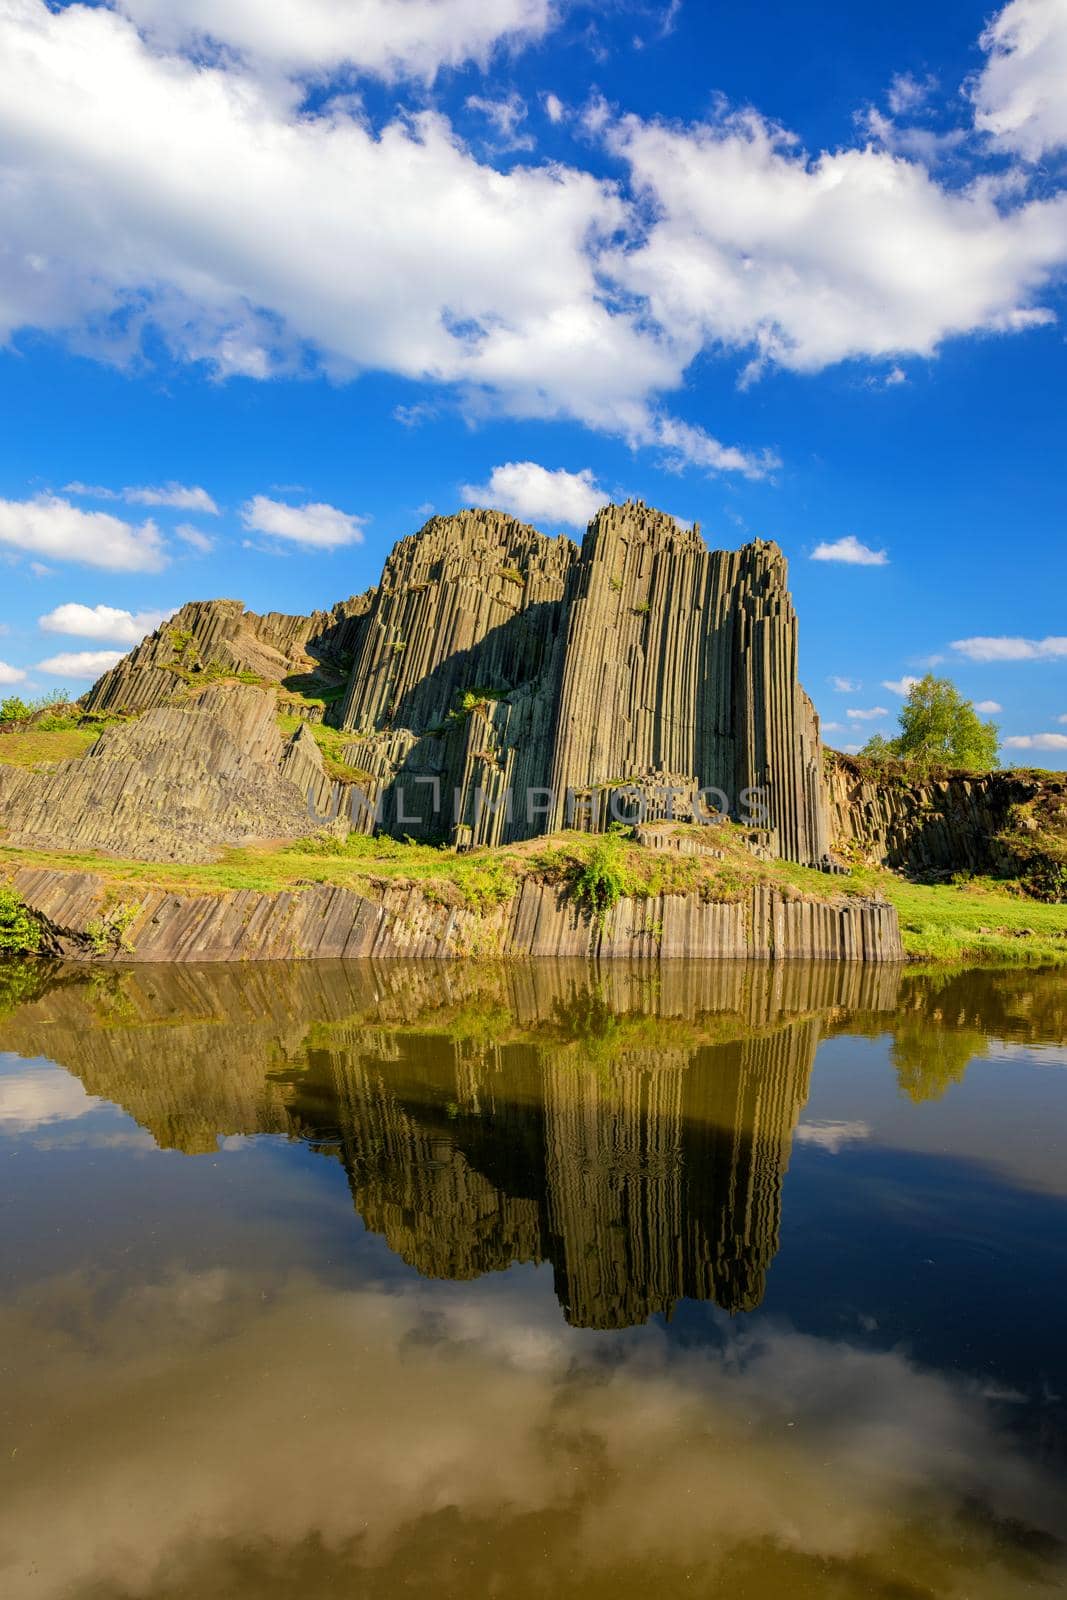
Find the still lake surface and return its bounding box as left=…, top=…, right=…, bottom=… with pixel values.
left=1, top=959, right=1066, bottom=1598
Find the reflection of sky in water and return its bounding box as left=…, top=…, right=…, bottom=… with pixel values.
left=1, top=966, right=1066, bottom=1598
left=1, top=1262, right=1063, bottom=1600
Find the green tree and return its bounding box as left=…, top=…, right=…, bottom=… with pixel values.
left=861, top=674, right=999, bottom=771
left=0, top=889, right=41, bottom=955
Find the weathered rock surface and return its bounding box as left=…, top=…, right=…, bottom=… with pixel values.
left=827, top=752, right=1067, bottom=887
left=0, top=684, right=320, bottom=862
left=83, top=593, right=374, bottom=715
left=11, top=863, right=902, bottom=963
left=31, top=502, right=837, bottom=870
left=326, top=504, right=829, bottom=860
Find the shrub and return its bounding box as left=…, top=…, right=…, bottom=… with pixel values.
left=84, top=901, right=139, bottom=956
left=1, top=690, right=72, bottom=727
left=0, top=889, right=42, bottom=955
left=570, top=835, right=630, bottom=928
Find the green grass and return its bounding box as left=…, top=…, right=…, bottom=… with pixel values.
left=0, top=726, right=103, bottom=768
left=1, top=819, right=1065, bottom=960
left=862, top=873, right=1067, bottom=965
left=276, top=714, right=375, bottom=784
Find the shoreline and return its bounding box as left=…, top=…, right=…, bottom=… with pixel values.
left=6, top=862, right=902, bottom=964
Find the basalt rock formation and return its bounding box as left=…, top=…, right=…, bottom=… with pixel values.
left=73, top=502, right=832, bottom=865
left=82, top=593, right=373, bottom=717
left=0, top=682, right=325, bottom=862
left=10, top=863, right=902, bottom=962
left=827, top=752, right=1067, bottom=893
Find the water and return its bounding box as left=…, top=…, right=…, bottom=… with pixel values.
left=1, top=959, right=1066, bottom=1598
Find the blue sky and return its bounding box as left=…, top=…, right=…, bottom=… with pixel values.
left=0, top=0, right=1065, bottom=757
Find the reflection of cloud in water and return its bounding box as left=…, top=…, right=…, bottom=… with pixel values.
left=794, top=1119, right=872, bottom=1153
left=0, top=1058, right=101, bottom=1133
left=0, top=1266, right=1062, bottom=1600
left=991, top=1041, right=1067, bottom=1069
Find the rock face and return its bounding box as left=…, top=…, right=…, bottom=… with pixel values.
left=325, top=504, right=828, bottom=861
left=11, top=863, right=902, bottom=962
left=0, top=684, right=322, bottom=862
left=826, top=752, right=1067, bottom=889
left=83, top=594, right=373, bottom=716
left=69, top=502, right=832, bottom=864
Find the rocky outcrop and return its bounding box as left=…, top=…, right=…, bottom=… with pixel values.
left=9, top=862, right=902, bottom=962
left=82, top=593, right=374, bottom=715
left=544, top=507, right=825, bottom=860
left=0, top=684, right=322, bottom=862
left=48, top=502, right=835, bottom=868
left=827, top=753, right=1067, bottom=890
left=326, top=503, right=829, bottom=861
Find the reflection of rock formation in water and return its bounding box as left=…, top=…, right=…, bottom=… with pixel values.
left=0, top=958, right=912, bottom=1325
left=312, top=1014, right=819, bottom=1323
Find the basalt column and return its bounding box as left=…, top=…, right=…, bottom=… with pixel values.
left=337, top=509, right=576, bottom=736
left=545, top=503, right=829, bottom=863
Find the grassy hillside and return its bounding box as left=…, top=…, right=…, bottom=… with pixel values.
left=0, top=725, right=103, bottom=767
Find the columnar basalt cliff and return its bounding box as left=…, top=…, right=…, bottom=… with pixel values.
left=83, top=593, right=374, bottom=717
left=542, top=505, right=825, bottom=861
left=826, top=752, right=1067, bottom=891
left=0, top=501, right=915, bottom=962
left=0, top=683, right=321, bottom=862
left=9, top=864, right=902, bottom=963
left=71, top=502, right=832, bottom=862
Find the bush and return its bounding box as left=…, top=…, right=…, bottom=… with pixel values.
left=571, top=834, right=630, bottom=928
left=0, top=889, right=42, bottom=955
left=1, top=690, right=71, bottom=726
left=84, top=902, right=139, bottom=956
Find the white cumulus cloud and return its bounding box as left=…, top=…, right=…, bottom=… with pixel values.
left=975, top=699, right=1003, bottom=713
left=114, top=0, right=560, bottom=83
left=465, top=92, right=533, bottom=151
left=461, top=462, right=606, bottom=528
left=1, top=2, right=1065, bottom=474
left=1003, top=732, right=1067, bottom=750
left=952, top=635, right=1067, bottom=661
left=828, top=675, right=860, bottom=692
left=176, top=524, right=214, bottom=554
left=66, top=482, right=219, bottom=514
left=38, top=604, right=169, bottom=644
left=608, top=104, right=1067, bottom=382
left=0, top=661, right=28, bottom=686
left=0, top=1, right=706, bottom=460
left=882, top=676, right=920, bottom=695
left=240, top=496, right=366, bottom=549
left=847, top=706, right=890, bottom=721
left=887, top=72, right=939, bottom=116
left=971, top=0, right=1067, bottom=160
left=0, top=495, right=166, bottom=572
left=811, top=536, right=889, bottom=566
left=36, top=649, right=126, bottom=679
